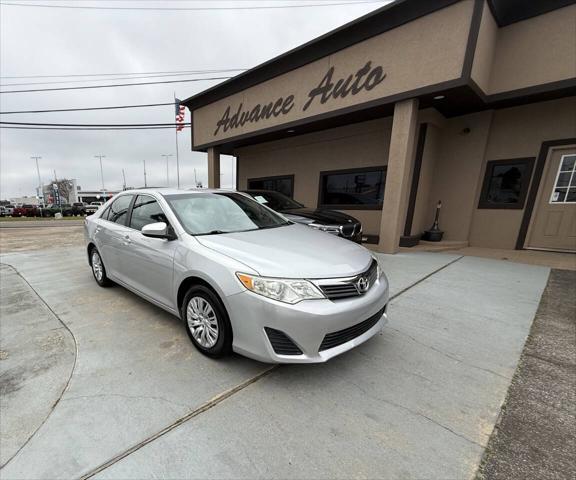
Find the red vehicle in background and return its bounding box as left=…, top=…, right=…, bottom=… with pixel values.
left=12, top=204, right=41, bottom=217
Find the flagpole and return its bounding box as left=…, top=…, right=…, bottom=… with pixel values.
left=174, top=92, right=181, bottom=189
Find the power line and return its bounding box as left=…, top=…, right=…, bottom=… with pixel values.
left=1, top=121, right=191, bottom=126
left=0, top=69, right=247, bottom=85
left=0, top=125, right=189, bottom=130
left=0, top=0, right=385, bottom=11
left=0, top=75, right=231, bottom=94
left=0, top=68, right=245, bottom=80
left=0, top=102, right=176, bottom=115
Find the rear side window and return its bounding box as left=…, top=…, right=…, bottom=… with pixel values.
left=107, top=195, right=133, bottom=225
left=129, top=195, right=168, bottom=231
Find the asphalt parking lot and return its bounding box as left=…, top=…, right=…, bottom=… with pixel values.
left=0, top=226, right=560, bottom=479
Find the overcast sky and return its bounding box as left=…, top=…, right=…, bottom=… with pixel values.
left=0, top=0, right=390, bottom=200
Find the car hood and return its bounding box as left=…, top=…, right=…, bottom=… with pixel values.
left=280, top=208, right=359, bottom=225
left=195, top=223, right=371, bottom=278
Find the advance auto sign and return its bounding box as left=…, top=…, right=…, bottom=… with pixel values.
left=213, top=61, right=386, bottom=136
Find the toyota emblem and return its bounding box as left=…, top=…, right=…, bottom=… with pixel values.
left=356, top=276, right=369, bottom=293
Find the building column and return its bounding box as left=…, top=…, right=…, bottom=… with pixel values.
left=207, top=147, right=220, bottom=189
left=378, top=98, right=419, bottom=253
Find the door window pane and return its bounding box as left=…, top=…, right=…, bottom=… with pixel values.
left=248, top=176, right=294, bottom=198
left=130, top=195, right=168, bottom=231
left=551, top=154, right=576, bottom=204
left=108, top=195, right=133, bottom=224
left=478, top=158, right=534, bottom=209
left=320, top=168, right=386, bottom=208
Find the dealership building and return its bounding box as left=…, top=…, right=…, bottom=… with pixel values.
left=183, top=0, right=576, bottom=253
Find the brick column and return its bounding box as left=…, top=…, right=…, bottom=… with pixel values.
left=207, top=147, right=220, bottom=189
left=378, top=98, right=419, bottom=253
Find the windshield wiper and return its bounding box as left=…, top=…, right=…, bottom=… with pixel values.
left=206, top=230, right=227, bottom=235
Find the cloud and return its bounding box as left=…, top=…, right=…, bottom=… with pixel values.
left=0, top=0, right=387, bottom=200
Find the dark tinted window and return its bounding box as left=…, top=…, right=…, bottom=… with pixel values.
left=130, top=195, right=168, bottom=231
left=478, top=158, right=534, bottom=209
left=248, top=176, right=294, bottom=198
left=319, top=168, right=386, bottom=208
left=248, top=191, right=303, bottom=211
left=107, top=195, right=133, bottom=224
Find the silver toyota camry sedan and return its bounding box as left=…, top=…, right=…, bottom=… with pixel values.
left=84, top=189, right=389, bottom=363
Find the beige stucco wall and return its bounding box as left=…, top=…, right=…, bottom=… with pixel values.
left=470, top=0, right=498, bottom=93
left=410, top=123, right=441, bottom=236
left=422, top=110, right=494, bottom=242
left=468, top=97, right=576, bottom=249
left=488, top=4, right=576, bottom=94
left=236, top=118, right=392, bottom=236
left=193, top=0, right=474, bottom=147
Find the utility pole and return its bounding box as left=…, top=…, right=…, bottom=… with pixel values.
left=143, top=160, right=147, bottom=187
left=161, top=154, right=173, bottom=187
left=122, top=169, right=127, bottom=190
left=31, top=156, right=42, bottom=203
left=95, top=154, right=106, bottom=200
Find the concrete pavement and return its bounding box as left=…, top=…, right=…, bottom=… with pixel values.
left=0, top=248, right=550, bottom=479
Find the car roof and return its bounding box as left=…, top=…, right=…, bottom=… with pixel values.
left=114, top=188, right=239, bottom=197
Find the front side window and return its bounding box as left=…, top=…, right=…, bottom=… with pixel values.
left=130, top=195, right=168, bottom=231
left=319, top=167, right=386, bottom=209
left=550, top=154, right=576, bottom=204
left=248, top=175, right=294, bottom=198
left=165, top=192, right=290, bottom=235
left=478, top=158, right=534, bottom=209
left=107, top=195, right=133, bottom=224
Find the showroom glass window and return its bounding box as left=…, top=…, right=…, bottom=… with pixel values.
left=478, top=158, right=534, bottom=209
left=107, top=195, right=133, bottom=224
left=130, top=195, right=168, bottom=231
left=248, top=175, right=294, bottom=198
left=319, top=167, right=386, bottom=209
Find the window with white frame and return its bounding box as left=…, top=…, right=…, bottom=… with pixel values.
left=550, top=154, right=576, bottom=203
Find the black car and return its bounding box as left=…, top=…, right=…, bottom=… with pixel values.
left=242, top=189, right=362, bottom=243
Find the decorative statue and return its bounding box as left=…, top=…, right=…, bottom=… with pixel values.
left=422, top=200, right=444, bottom=242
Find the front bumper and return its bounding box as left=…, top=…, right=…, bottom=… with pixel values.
left=226, top=274, right=389, bottom=363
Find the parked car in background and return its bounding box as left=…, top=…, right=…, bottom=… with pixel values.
left=85, top=189, right=388, bottom=363
left=71, top=202, right=87, bottom=216
left=85, top=202, right=104, bottom=215
left=0, top=205, right=14, bottom=217
left=242, top=189, right=363, bottom=243
left=12, top=204, right=40, bottom=217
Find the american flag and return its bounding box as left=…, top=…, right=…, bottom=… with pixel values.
left=175, top=98, right=185, bottom=131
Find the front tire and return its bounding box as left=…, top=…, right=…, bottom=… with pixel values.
left=181, top=286, right=232, bottom=358
left=90, top=248, right=112, bottom=287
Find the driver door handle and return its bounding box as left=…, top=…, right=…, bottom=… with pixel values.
left=123, top=235, right=132, bottom=245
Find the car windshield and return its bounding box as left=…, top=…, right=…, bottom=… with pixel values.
left=247, top=191, right=304, bottom=211
left=165, top=192, right=291, bottom=235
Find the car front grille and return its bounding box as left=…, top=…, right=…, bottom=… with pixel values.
left=318, top=306, right=385, bottom=352
left=264, top=327, right=303, bottom=355
left=318, top=260, right=378, bottom=300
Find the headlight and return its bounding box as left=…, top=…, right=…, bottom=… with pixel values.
left=308, top=223, right=340, bottom=235
left=236, top=273, right=325, bottom=304
left=371, top=252, right=386, bottom=278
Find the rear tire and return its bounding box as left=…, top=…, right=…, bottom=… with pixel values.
left=181, top=285, right=232, bottom=358
left=90, top=247, right=112, bottom=287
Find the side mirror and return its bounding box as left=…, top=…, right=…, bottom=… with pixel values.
left=142, top=222, right=169, bottom=239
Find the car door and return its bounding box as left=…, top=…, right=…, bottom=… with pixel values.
left=121, top=194, right=178, bottom=309
left=94, top=194, right=134, bottom=282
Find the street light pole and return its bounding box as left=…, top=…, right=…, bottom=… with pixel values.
left=31, top=156, right=42, bottom=203
left=95, top=154, right=106, bottom=199
left=161, top=154, right=173, bottom=187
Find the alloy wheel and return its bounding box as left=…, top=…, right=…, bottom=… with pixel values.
left=91, top=251, right=103, bottom=281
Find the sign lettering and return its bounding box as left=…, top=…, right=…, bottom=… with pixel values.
left=212, top=61, right=386, bottom=136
